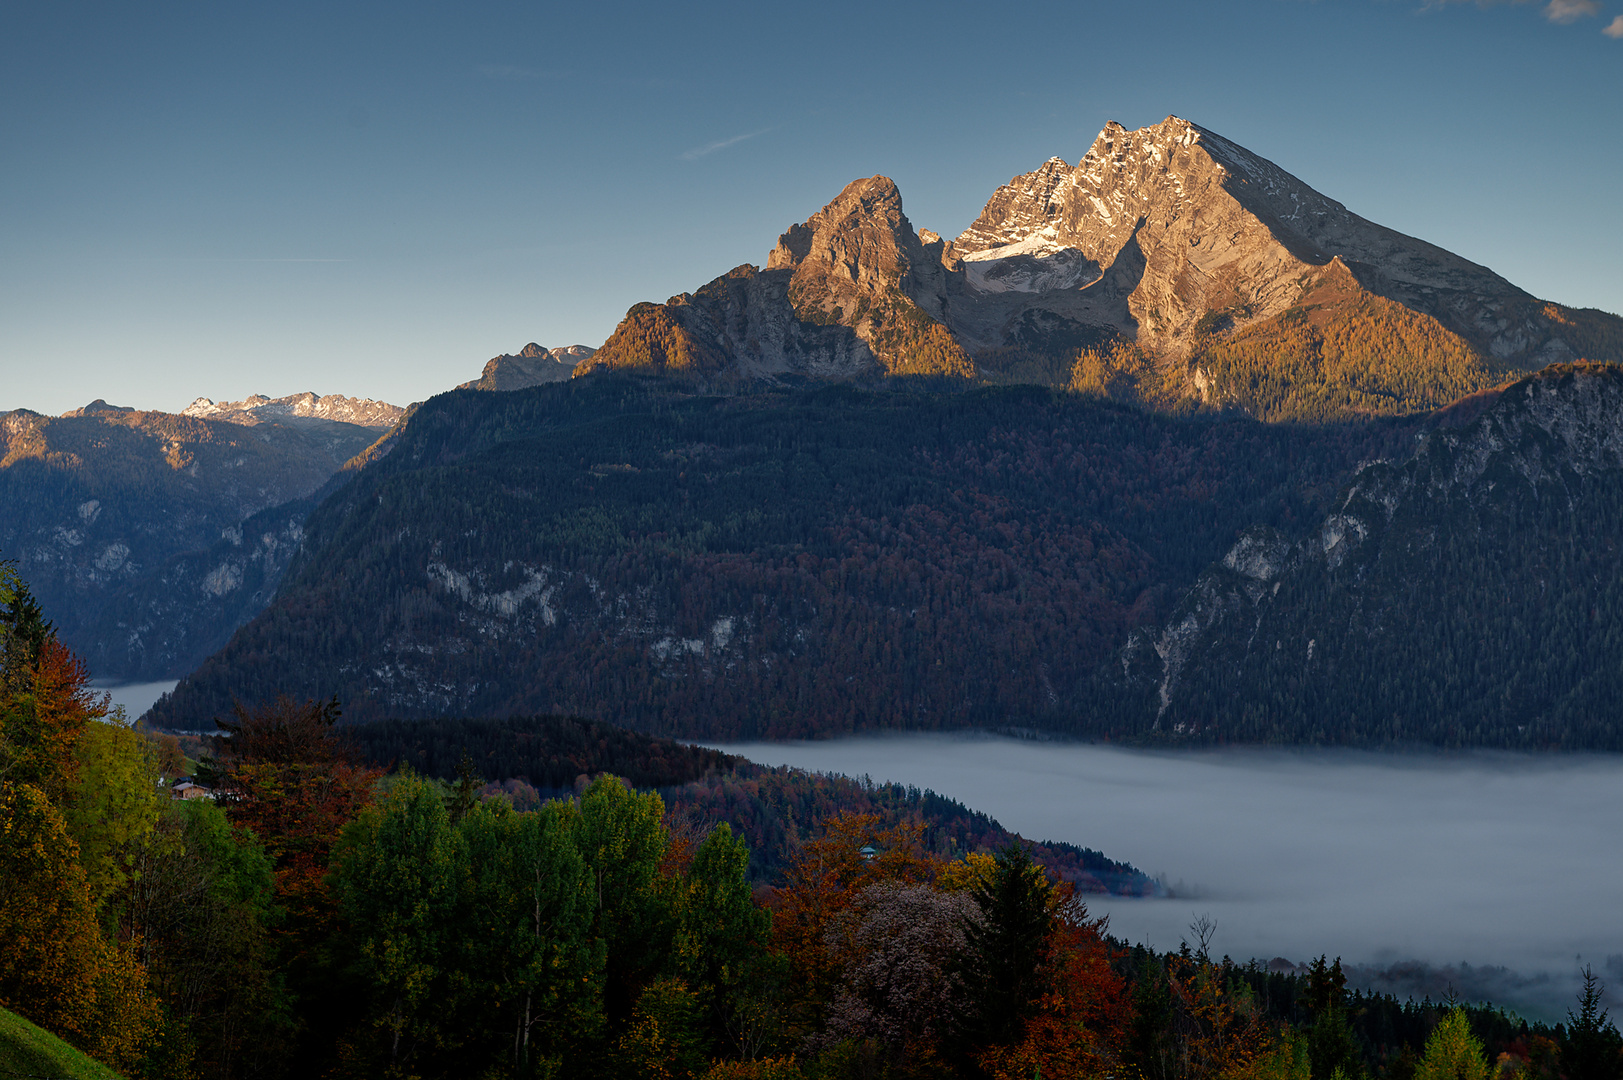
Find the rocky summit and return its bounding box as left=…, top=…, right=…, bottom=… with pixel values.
left=459, top=343, right=597, bottom=391
left=577, top=176, right=969, bottom=384
left=577, top=116, right=1621, bottom=420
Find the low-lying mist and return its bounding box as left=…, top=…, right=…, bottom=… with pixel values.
left=713, top=733, right=1623, bottom=1022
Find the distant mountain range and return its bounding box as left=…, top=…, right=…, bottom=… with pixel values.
left=0, top=398, right=396, bottom=681
left=179, top=391, right=404, bottom=429
left=580, top=116, right=1621, bottom=420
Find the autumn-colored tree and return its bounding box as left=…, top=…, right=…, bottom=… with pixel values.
left=770, top=811, right=939, bottom=1037
left=819, top=881, right=977, bottom=1070
left=1415, top=1008, right=1491, bottom=1080
left=979, top=891, right=1133, bottom=1080
left=210, top=695, right=379, bottom=922
left=0, top=781, right=161, bottom=1073
left=1, top=635, right=109, bottom=802
left=1131, top=922, right=1279, bottom=1080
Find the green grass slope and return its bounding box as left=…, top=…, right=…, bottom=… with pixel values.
left=0, top=1007, right=122, bottom=1080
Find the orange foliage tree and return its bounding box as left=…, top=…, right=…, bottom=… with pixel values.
left=768, top=811, right=940, bottom=1038
left=209, top=695, right=380, bottom=925
left=979, top=888, right=1133, bottom=1080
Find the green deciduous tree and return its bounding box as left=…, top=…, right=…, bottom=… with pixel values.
left=333, top=770, right=467, bottom=1074
left=576, top=775, right=673, bottom=1028
left=458, top=794, right=603, bottom=1073
left=671, top=823, right=773, bottom=1056
left=64, top=718, right=162, bottom=912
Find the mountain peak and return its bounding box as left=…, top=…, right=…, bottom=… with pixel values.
left=576, top=118, right=1620, bottom=415
left=583, top=171, right=971, bottom=384
left=459, top=344, right=597, bottom=392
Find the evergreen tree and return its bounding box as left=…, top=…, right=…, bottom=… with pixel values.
left=953, top=844, right=1055, bottom=1058
left=1563, top=967, right=1623, bottom=1080
left=1306, top=956, right=1364, bottom=1080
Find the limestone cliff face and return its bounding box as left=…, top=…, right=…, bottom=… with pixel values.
left=578, top=176, right=971, bottom=383
left=953, top=116, right=1592, bottom=367
left=1, top=405, right=375, bottom=680
left=579, top=115, right=1621, bottom=411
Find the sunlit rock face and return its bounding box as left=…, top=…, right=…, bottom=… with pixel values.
left=950, top=115, right=1584, bottom=366
left=578, top=116, right=1620, bottom=403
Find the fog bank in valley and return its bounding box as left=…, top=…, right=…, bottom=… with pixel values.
left=714, top=733, right=1623, bottom=1021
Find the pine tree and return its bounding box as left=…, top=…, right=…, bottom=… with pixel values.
left=953, top=844, right=1055, bottom=1055
left=1563, top=967, right=1623, bottom=1080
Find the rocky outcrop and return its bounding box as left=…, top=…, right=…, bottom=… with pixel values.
left=181, top=391, right=404, bottom=430
left=577, top=177, right=973, bottom=384
left=458, top=343, right=596, bottom=391
left=578, top=116, right=1622, bottom=417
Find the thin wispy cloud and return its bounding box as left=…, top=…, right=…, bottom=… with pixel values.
left=1544, top=0, right=1601, bottom=22
left=476, top=63, right=563, bottom=82
left=680, top=127, right=773, bottom=161
left=1420, top=0, right=1616, bottom=33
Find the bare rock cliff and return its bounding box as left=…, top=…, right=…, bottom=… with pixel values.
left=578, top=177, right=972, bottom=383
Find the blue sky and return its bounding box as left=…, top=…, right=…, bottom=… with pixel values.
left=3, top=0, right=1620, bottom=416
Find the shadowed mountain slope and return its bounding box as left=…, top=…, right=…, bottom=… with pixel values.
left=0, top=404, right=386, bottom=680
left=145, top=376, right=1399, bottom=735
left=1097, top=363, right=1623, bottom=748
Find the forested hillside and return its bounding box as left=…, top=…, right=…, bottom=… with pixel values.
left=345, top=713, right=1157, bottom=893
left=7, top=565, right=1622, bottom=1079
left=148, top=376, right=1410, bottom=735
left=1096, top=363, right=1623, bottom=748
